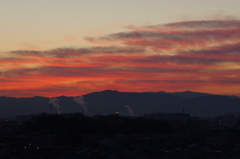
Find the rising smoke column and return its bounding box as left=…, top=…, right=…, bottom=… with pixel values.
left=49, top=97, right=62, bottom=114
left=74, top=96, right=88, bottom=115
left=125, top=105, right=134, bottom=116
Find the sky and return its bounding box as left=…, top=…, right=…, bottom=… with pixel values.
left=0, top=0, right=240, bottom=97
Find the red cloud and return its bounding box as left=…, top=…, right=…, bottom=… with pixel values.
left=1, top=19, right=240, bottom=97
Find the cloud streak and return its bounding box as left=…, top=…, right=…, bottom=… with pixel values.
left=1, top=19, right=240, bottom=97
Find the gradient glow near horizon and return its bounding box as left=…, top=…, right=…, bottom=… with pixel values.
left=1, top=1, right=240, bottom=97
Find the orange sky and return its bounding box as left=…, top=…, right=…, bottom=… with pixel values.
left=1, top=19, right=240, bottom=97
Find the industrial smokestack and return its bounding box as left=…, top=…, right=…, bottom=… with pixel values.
left=125, top=105, right=134, bottom=116
left=58, top=107, right=63, bottom=114
left=74, top=96, right=88, bottom=115
left=49, top=98, right=62, bottom=114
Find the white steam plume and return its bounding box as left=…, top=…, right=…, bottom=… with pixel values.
left=125, top=105, right=134, bottom=116
left=49, top=98, right=62, bottom=114
left=74, top=96, right=88, bottom=115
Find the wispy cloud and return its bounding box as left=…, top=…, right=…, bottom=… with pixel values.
left=1, top=19, right=240, bottom=97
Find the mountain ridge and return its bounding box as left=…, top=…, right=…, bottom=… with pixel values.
left=0, top=90, right=240, bottom=119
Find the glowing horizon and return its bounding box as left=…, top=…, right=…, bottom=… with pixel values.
left=1, top=19, right=240, bottom=97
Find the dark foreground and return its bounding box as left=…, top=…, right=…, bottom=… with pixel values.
left=0, top=113, right=240, bottom=159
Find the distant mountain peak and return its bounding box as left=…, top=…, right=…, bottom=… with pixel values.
left=172, top=91, right=212, bottom=98
left=101, top=90, right=119, bottom=93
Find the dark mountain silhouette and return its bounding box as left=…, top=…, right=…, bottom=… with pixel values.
left=172, top=91, right=213, bottom=98
left=0, top=90, right=240, bottom=119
